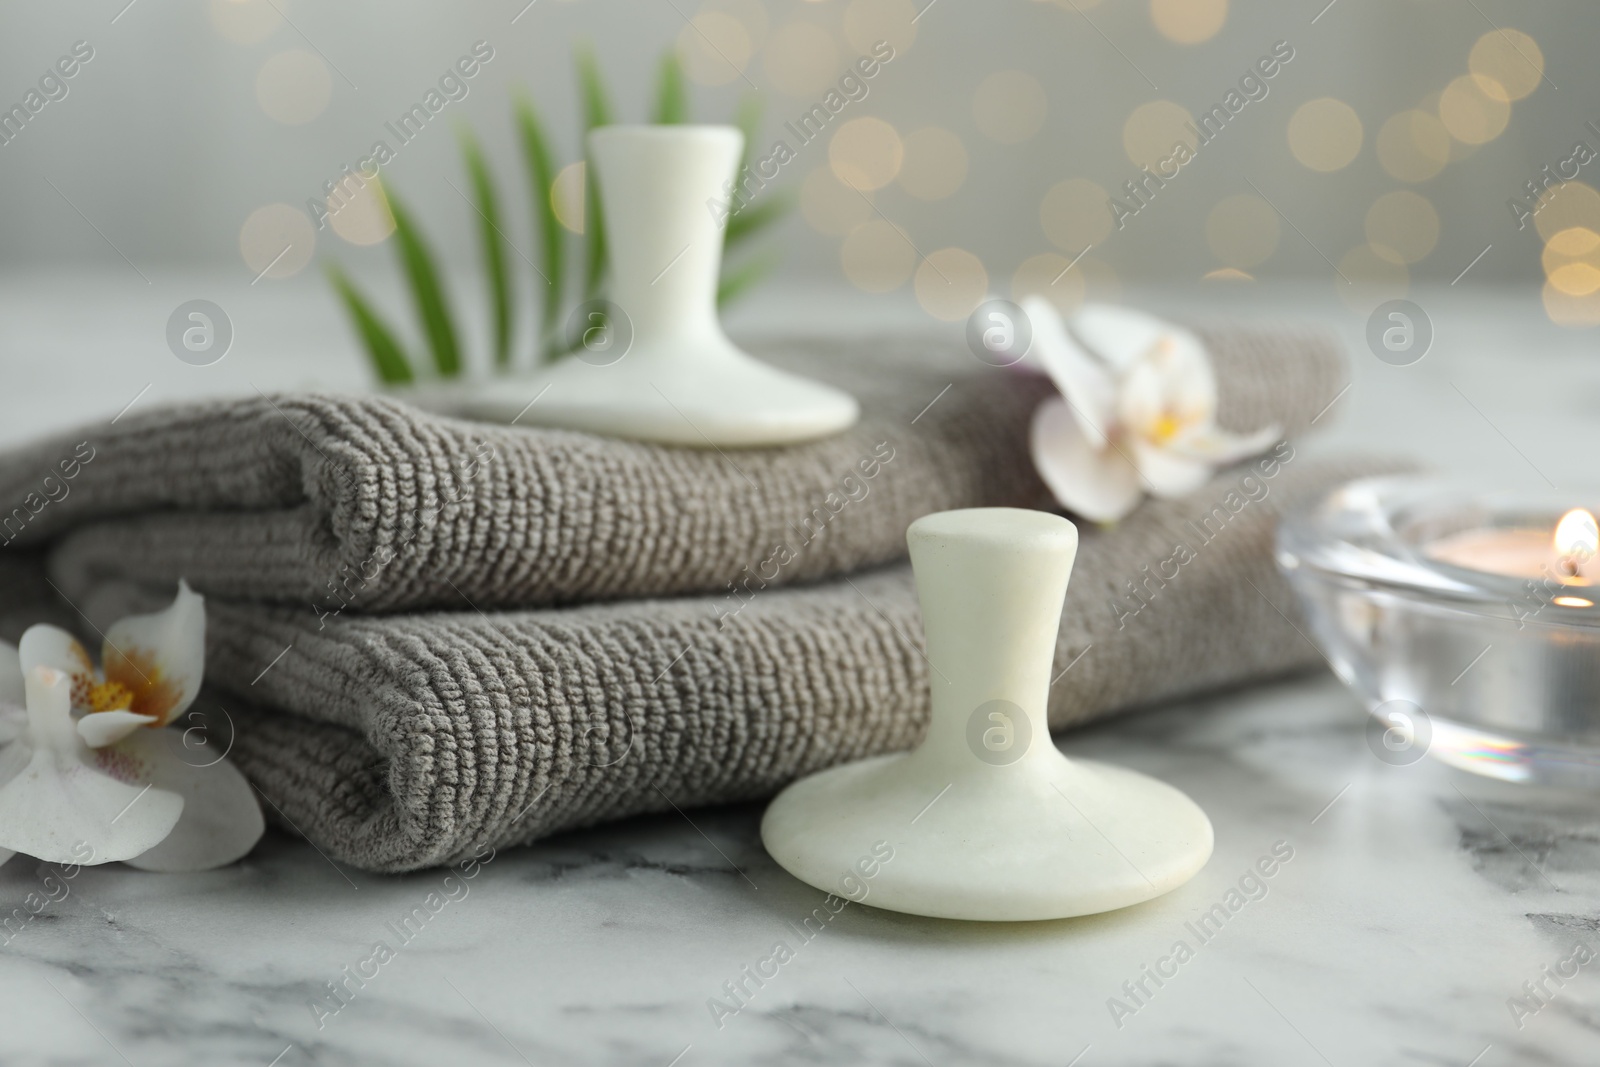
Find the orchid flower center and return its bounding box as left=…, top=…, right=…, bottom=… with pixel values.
left=1114, top=334, right=1212, bottom=449
left=1136, top=403, right=1207, bottom=448
left=1149, top=412, right=1184, bottom=444
left=87, top=680, right=136, bottom=714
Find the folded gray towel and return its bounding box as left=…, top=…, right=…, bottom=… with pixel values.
left=1, top=328, right=1342, bottom=614
left=18, top=453, right=1399, bottom=873
left=0, top=325, right=1362, bottom=872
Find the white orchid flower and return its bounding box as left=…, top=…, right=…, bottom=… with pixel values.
left=0, top=583, right=263, bottom=872
left=1025, top=299, right=1283, bottom=523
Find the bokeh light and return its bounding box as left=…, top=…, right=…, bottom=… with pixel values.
left=1122, top=100, right=1197, bottom=171
left=1150, top=0, right=1227, bottom=45
left=1011, top=251, right=1087, bottom=314
left=1365, top=191, right=1439, bottom=264
left=552, top=161, right=586, bottom=234
left=764, top=21, right=841, bottom=96
left=973, top=70, right=1048, bottom=145
left=914, top=247, right=988, bottom=321
left=1542, top=284, right=1600, bottom=328
left=841, top=219, right=917, bottom=291
left=898, top=127, right=968, bottom=201
left=1543, top=224, right=1600, bottom=327
left=256, top=50, right=332, bottom=125
left=1041, top=179, right=1114, bottom=253
left=1375, top=109, right=1451, bottom=183
left=1204, top=195, right=1279, bottom=268
left=1542, top=227, right=1600, bottom=296
left=712, top=0, right=769, bottom=50
left=1547, top=261, right=1600, bottom=297
left=239, top=203, right=315, bottom=279
left=843, top=0, right=917, bottom=56
left=208, top=0, right=283, bottom=45
left=327, top=178, right=395, bottom=246
left=1534, top=182, right=1600, bottom=242
left=1439, top=74, right=1510, bottom=145
left=1411, top=90, right=1480, bottom=163
left=1288, top=98, right=1363, bottom=172
left=1469, top=28, right=1543, bottom=102
left=678, top=11, right=754, bottom=87
left=1201, top=268, right=1254, bottom=282
left=829, top=117, right=904, bottom=191
left=1543, top=225, right=1600, bottom=262
left=801, top=166, right=874, bottom=235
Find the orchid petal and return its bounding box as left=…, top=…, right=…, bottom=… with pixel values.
left=1161, top=338, right=1218, bottom=422
left=1030, top=396, right=1143, bottom=522
left=0, top=668, right=183, bottom=865
left=1072, top=304, right=1203, bottom=374
left=117, top=725, right=263, bottom=872
left=1128, top=437, right=1214, bottom=499
left=77, top=711, right=159, bottom=749
left=1075, top=304, right=1219, bottom=434
left=1116, top=358, right=1169, bottom=442
left=102, top=581, right=205, bottom=728
left=1073, top=303, right=1173, bottom=371
left=1112, top=341, right=1218, bottom=442
left=1170, top=422, right=1283, bottom=465
left=1022, top=297, right=1117, bottom=449
left=16, top=626, right=94, bottom=707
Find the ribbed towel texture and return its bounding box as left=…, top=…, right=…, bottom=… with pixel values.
left=4, top=330, right=1339, bottom=613
left=0, top=326, right=1371, bottom=871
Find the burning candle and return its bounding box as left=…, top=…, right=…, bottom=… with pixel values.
left=1281, top=477, right=1600, bottom=789
left=1425, top=507, right=1600, bottom=604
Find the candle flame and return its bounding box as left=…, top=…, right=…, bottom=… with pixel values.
left=1554, top=508, right=1599, bottom=560
left=1554, top=508, right=1599, bottom=582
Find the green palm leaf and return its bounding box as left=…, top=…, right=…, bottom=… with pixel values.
left=732, top=91, right=763, bottom=174
left=459, top=128, right=513, bottom=370
left=326, top=48, right=787, bottom=379
left=515, top=96, right=564, bottom=362
left=654, top=51, right=689, bottom=125
left=717, top=252, right=778, bottom=307
left=721, top=93, right=792, bottom=263
left=575, top=44, right=614, bottom=301
left=387, top=193, right=462, bottom=378
left=326, top=264, right=414, bottom=385
left=725, top=191, right=790, bottom=248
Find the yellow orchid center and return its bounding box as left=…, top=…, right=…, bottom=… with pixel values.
left=87, top=680, right=136, bottom=713
left=103, top=646, right=185, bottom=726
left=1149, top=412, right=1184, bottom=444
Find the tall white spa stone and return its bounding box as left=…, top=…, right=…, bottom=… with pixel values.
left=761, top=507, right=1214, bottom=921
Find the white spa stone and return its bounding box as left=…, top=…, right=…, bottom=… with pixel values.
left=761, top=506, right=1213, bottom=921
left=456, top=125, right=860, bottom=447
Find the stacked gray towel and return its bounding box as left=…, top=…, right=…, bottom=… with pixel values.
left=0, top=329, right=1383, bottom=872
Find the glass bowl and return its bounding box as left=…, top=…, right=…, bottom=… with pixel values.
left=1277, top=475, right=1600, bottom=787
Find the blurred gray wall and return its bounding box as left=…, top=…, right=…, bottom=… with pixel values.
left=0, top=0, right=1591, bottom=295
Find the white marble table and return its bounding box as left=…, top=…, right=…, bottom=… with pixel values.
left=2, top=274, right=1598, bottom=1065
left=4, top=679, right=1596, bottom=1066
